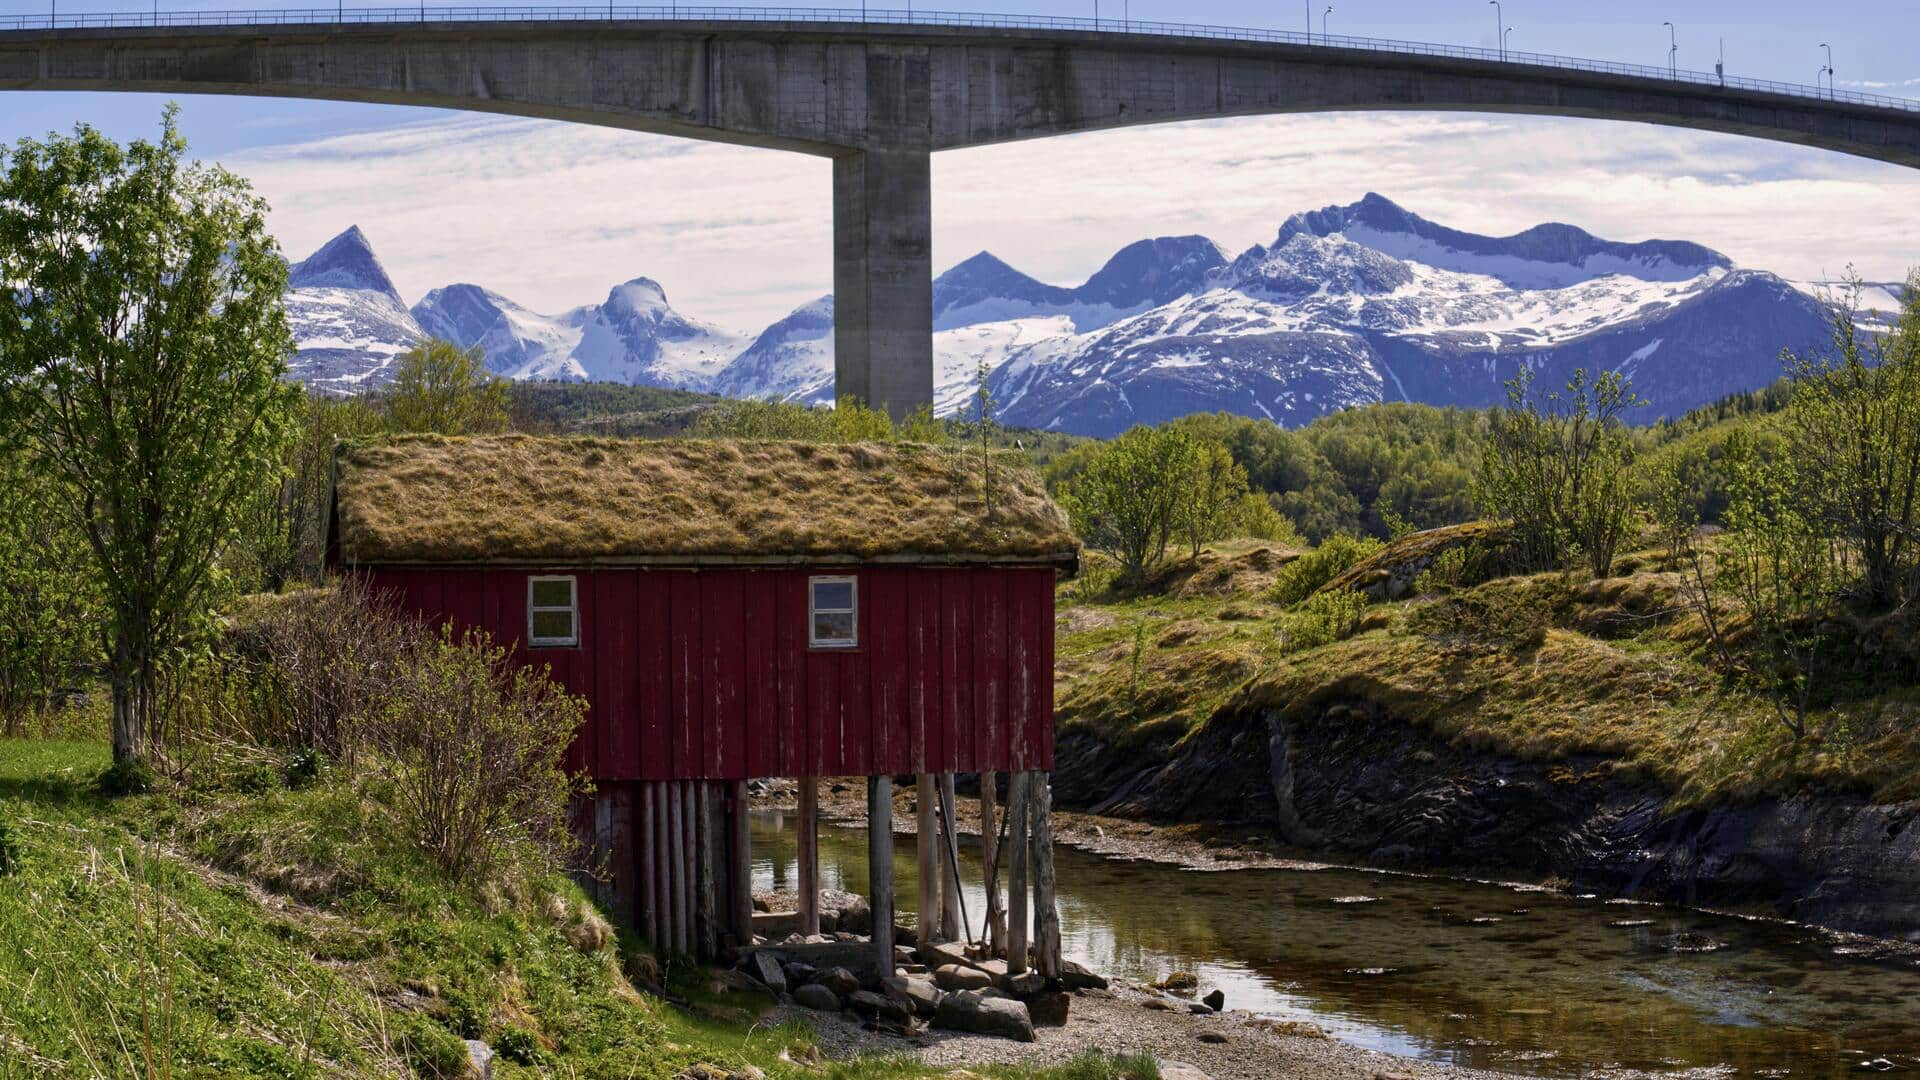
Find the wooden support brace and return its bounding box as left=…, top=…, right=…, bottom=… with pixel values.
left=729, top=779, right=753, bottom=948
left=798, top=776, right=820, bottom=937
left=980, top=771, right=1005, bottom=955
left=669, top=781, right=688, bottom=957
left=915, top=773, right=937, bottom=943
left=697, top=782, right=718, bottom=960
left=868, top=775, right=896, bottom=978
left=1006, top=770, right=1030, bottom=975
left=640, top=783, right=658, bottom=948
left=1030, top=772, right=1062, bottom=979
left=937, top=772, right=962, bottom=942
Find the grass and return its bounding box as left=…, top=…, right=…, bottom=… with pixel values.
left=0, top=738, right=1158, bottom=1078
left=1056, top=535, right=1920, bottom=808
left=335, top=436, right=1078, bottom=565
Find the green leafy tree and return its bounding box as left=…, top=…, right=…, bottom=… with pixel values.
left=0, top=448, right=100, bottom=730
left=232, top=392, right=385, bottom=592
left=1173, top=439, right=1255, bottom=558
left=0, top=109, right=298, bottom=764
left=380, top=338, right=511, bottom=435
left=1778, top=275, right=1920, bottom=608
left=1061, top=425, right=1196, bottom=583
left=692, top=397, right=894, bottom=442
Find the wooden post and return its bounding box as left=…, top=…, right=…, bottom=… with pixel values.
left=1006, top=770, right=1030, bottom=975
left=639, top=783, right=657, bottom=947
left=868, top=775, right=896, bottom=978
left=915, top=773, right=937, bottom=943
left=797, top=777, right=820, bottom=937
left=669, top=781, right=688, bottom=957
left=729, top=779, right=753, bottom=948
left=1030, top=772, right=1062, bottom=978
left=980, top=771, right=1004, bottom=955
left=937, top=772, right=961, bottom=942
left=697, top=782, right=718, bottom=959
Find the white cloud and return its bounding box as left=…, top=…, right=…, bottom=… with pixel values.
left=227, top=109, right=1920, bottom=334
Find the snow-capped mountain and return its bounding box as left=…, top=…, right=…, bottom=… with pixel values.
left=284, top=226, right=422, bottom=392
left=284, top=199, right=1854, bottom=436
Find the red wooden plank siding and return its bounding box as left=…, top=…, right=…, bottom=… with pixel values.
left=773, top=572, right=806, bottom=778
left=1037, top=570, right=1057, bottom=770
left=867, top=569, right=908, bottom=775
left=804, top=624, right=839, bottom=778
left=636, top=574, right=673, bottom=781
left=939, top=570, right=974, bottom=771
left=1019, top=569, right=1053, bottom=770
left=442, top=570, right=486, bottom=643
left=906, top=572, right=939, bottom=773
left=839, top=584, right=873, bottom=776
left=595, top=571, right=639, bottom=779
left=743, top=585, right=779, bottom=780
left=1005, top=569, right=1039, bottom=773
left=669, top=574, right=702, bottom=779
left=974, top=573, right=1009, bottom=772
left=703, top=573, right=746, bottom=779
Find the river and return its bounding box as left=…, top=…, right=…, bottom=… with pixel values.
left=748, top=811, right=1920, bottom=1077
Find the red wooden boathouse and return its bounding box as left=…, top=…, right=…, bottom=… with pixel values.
left=330, top=435, right=1077, bottom=972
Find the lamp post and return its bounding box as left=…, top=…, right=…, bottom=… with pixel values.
left=1488, top=0, right=1502, bottom=61
left=1504, top=26, right=1514, bottom=56
left=1305, top=0, right=1311, bottom=40
left=1322, top=4, right=1331, bottom=43
left=1821, top=43, right=1834, bottom=97
left=1663, top=20, right=1676, bottom=78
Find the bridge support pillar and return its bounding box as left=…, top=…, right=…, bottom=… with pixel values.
left=833, top=148, right=933, bottom=421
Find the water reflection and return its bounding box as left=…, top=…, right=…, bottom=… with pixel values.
left=749, top=812, right=1920, bottom=1077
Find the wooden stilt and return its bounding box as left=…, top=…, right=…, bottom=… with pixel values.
left=797, top=777, right=820, bottom=937
left=697, top=783, right=718, bottom=959
left=868, top=775, right=896, bottom=978
left=1007, top=770, right=1030, bottom=975
left=1030, top=772, right=1062, bottom=978
left=937, top=772, right=962, bottom=942
left=729, top=779, right=753, bottom=948
left=669, top=781, right=688, bottom=957
left=980, top=771, right=1005, bottom=955
left=641, top=783, right=659, bottom=948
left=915, top=773, right=938, bottom=943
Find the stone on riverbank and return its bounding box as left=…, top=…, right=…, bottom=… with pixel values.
left=934, top=990, right=1035, bottom=1042
left=792, top=983, right=841, bottom=1012
left=935, top=964, right=994, bottom=991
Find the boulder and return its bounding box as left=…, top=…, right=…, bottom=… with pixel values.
left=1025, top=990, right=1070, bottom=1027
left=1059, top=958, right=1109, bottom=991
left=782, top=961, right=817, bottom=988
left=792, top=983, right=841, bottom=1012
left=934, top=990, right=1035, bottom=1042
left=1002, top=972, right=1047, bottom=997
left=464, top=1040, right=494, bottom=1080
left=818, top=967, right=861, bottom=997
left=1202, top=989, right=1225, bottom=1012
left=894, top=945, right=917, bottom=968
left=819, top=889, right=872, bottom=934
left=934, top=964, right=994, bottom=992
left=882, top=975, right=943, bottom=1018
left=745, top=951, right=787, bottom=994
left=1155, top=971, right=1198, bottom=993
left=849, top=989, right=913, bottom=1024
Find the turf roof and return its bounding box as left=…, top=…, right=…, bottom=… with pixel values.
left=333, top=435, right=1079, bottom=566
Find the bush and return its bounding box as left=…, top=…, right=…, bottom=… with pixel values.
left=1279, top=590, right=1368, bottom=653
left=373, top=626, right=587, bottom=881
left=1268, top=534, right=1384, bottom=606
left=95, top=758, right=154, bottom=796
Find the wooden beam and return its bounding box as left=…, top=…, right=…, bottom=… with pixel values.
left=1006, top=770, right=1030, bottom=975
left=980, top=771, right=1004, bottom=955
left=729, top=779, right=753, bottom=948
left=797, top=776, right=820, bottom=937
left=937, top=772, right=961, bottom=942
left=1030, top=772, right=1062, bottom=978
left=697, top=783, right=718, bottom=959
left=915, top=773, right=937, bottom=943
left=638, top=783, right=656, bottom=948
left=669, top=781, right=688, bottom=957
left=868, top=775, right=896, bottom=978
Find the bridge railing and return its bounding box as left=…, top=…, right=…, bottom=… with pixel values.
left=4, top=4, right=1917, bottom=115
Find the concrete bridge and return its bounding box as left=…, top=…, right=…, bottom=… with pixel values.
left=6, top=10, right=1919, bottom=416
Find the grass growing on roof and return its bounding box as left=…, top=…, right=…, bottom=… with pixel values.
left=335, top=436, right=1078, bottom=565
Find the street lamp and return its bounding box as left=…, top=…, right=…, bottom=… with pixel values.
left=1505, top=26, right=1514, bottom=55
left=1488, top=1, right=1502, bottom=61
left=1820, top=43, right=1834, bottom=97
left=1305, top=0, right=1311, bottom=41
left=1322, top=4, right=1331, bottom=43
left=1663, top=20, right=1676, bottom=78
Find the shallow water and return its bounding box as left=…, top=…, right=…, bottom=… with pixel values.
left=749, top=811, right=1920, bottom=1077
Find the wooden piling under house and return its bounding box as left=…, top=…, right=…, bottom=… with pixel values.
left=328, top=435, right=1077, bottom=974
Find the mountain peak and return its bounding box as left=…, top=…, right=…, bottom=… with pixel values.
left=289, top=226, right=401, bottom=299
left=1077, top=235, right=1229, bottom=309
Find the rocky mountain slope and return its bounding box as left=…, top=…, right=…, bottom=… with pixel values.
left=285, top=197, right=1851, bottom=433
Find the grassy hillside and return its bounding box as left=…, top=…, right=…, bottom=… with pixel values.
left=1056, top=538, right=1920, bottom=810
left=0, top=737, right=1151, bottom=1078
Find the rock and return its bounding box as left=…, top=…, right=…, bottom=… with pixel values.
left=1002, top=972, right=1048, bottom=996
left=934, top=990, right=1035, bottom=1042
left=1025, top=990, right=1070, bottom=1027
left=464, top=1040, right=494, bottom=1080
left=1155, top=971, right=1198, bottom=993
left=882, top=975, right=944, bottom=1018
left=819, top=889, right=872, bottom=934
left=746, top=951, right=787, bottom=993
left=1202, top=989, right=1225, bottom=1012
left=1187, top=1003, right=1214, bottom=1015
left=849, top=989, right=913, bottom=1024
left=1196, top=1032, right=1228, bottom=1045
left=894, top=945, right=917, bottom=968
left=1157, top=1063, right=1212, bottom=1080
left=792, top=983, right=842, bottom=1011
left=935, top=964, right=994, bottom=991
left=1653, top=930, right=1723, bottom=953
left=1059, top=958, right=1109, bottom=990
left=818, top=966, right=861, bottom=997
left=782, top=961, right=817, bottom=987
left=1141, top=997, right=1176, bottom=1012
left=712, top=968, right=776, bottom=998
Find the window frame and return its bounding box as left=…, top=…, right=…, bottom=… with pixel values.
left=527, top=574, right=580, bottom=648
left=807, top=574, right=859, bottom=650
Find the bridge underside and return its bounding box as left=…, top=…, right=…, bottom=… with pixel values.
left=7, top=21, right=1918, bottom=417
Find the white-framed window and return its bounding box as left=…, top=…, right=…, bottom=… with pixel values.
left=528, top=575, right=579, bottom=647
left=808, top=575, right=858, bottom=649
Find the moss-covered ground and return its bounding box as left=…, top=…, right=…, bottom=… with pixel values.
left=1056, top=538, right=1920, bottom=809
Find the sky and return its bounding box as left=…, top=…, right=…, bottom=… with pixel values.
left=3, top=0, right=1919, bottom=330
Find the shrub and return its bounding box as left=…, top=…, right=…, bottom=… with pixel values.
left=1279, top=590, right=1368, bottom=653
left=95, top=758, right=154, bottom=796
left=1268, top=534, right=1384, bottom=607
left=372, top=626, right=587, bottom=881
